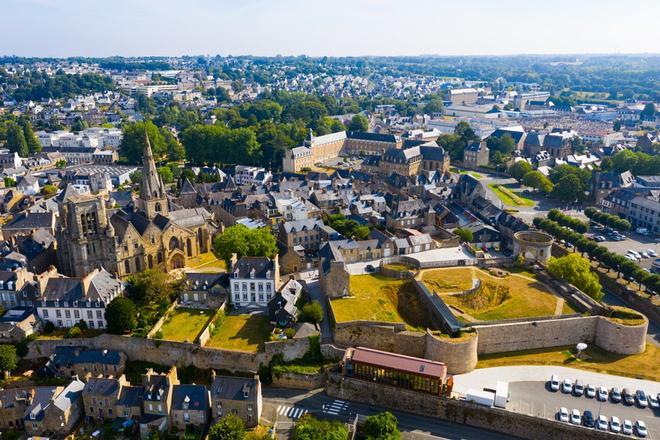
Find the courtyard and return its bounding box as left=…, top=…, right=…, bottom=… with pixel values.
left=204, top=313, right=272, bottom=352
left=157, top=308, right=214, bottom=342
left=421, top=267, right=576, bottom=321
left=330, top=274, right=436, bottom=330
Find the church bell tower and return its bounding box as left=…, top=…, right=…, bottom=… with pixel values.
left=137, top=130, right=168, bottom=219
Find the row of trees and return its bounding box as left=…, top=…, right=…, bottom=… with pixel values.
left=601, top=149, right=660, bottom=176
left=584, top=207, right=631, bottom=232
left=2, top=70, right=115, bottom=101
left=508, top=161, right=554, bottom=195
left=533, top=218, right=660, bottom=294
left=2, top=118, right=41, bottom=157
left=547, top=209, right=589, bottom=233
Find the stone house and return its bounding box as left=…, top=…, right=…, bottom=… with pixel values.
left=139, top=366, right=179, bottom=438
left=0, top=307, right=39, bottom=342
left=170, top=384, right=210, bottom=431
left=24, top=378, right=85, bottom=437
left=278, top=219, right=324, bottom=252
left=83, top=375, right=130, bottom=422
left=180, top=272, right=229, bottom=308
left=0, top=388, right=34, bottom=431
left=463, top=141, right=489, bottom=169
left=116, top=385, right=144, bottom=420
left=44, top=346, right=127, bottom=379
left=210, top=374, right=262, bottom=428
left=267, top=278, right=305, bottom=327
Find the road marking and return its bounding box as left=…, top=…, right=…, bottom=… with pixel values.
left=323, top=399, right=349, bottom=416
left=276, top=405, right=307, bottom=419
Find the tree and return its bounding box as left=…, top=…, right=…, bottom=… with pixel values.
left=208, top=414, right=245, bottom=440
left=105, top=297, right=138, bottom=334
left=362, top=411, right=400, bottom=440
left=157, top=166, right=174, bottom=184
left=55, top=159, right=67, bottom=169
left=22, top=121, right=42, bottom=153
left=0, top=344, right=18, bottom=376
left=41, top=184, right=58, bottom=198
left=347, top=114, right=369, bottom=132
left=127, top=269, right=175, bottom=306
left=548, top=254, right=603, bottom=300
left=487, top=134, right=515, bottom=161
left=552, top=174, right=585, bottom=202
left=120, top=121, right=183, bottom=164
left=293, top=414, right=348, bottom=440
left=523, top=170, right=553, bottom=194
left=640, top=103, right=656, bottom=119
left=5, top=122, right=29, bottom=157
left=508, top=161, right=532, bottom=181
left=454, top=227, right=473, bottom=243
left=214, top=225, right=278, bottom=266
left=300, top=301, right=323, bottom=323
left=613, top=120, right=622, bottom=132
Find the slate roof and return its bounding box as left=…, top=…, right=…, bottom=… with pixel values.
left=233, top=257, right=275, bottom=279
left=347, top=131, right=399, bottom=143
left=171, top=384, right=208, bottom=411
left=117, top=385, right=143, bottom=407
left=50, top=346, right=123, bottom=367
left=420, top=144, right=447, bottom=161
left=211, top=375, right=259, bottom=401
left=281, top=219, right=323, bottom=234
left=3, top=212, right=54, bottom=230
left=84, top=377, right=120, bottom=397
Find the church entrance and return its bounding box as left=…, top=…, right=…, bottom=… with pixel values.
left=169, top=253, right=185, bottom=270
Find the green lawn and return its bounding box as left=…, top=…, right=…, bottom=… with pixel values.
left=185, top=252, right=227, bottom=272
left=422, top=267, right=574, bottom=321
left=330, top=274, right=436, bottom=330
left=488, top=183, right=535, bottom=207
left=383, top=263, right=414, bottom=272
left=205, top=314, right=272, bottom=352
left=477, top=344, right=660, bottom=382
left=450, top=167, right=483, bottom=179
left=157, top=308, right=214, bottom=342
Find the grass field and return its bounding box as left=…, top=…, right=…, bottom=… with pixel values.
left=422, top=267, right=574, bottom=321
left=185, top=252, right=227, bottom=272
left=205, top=314, right=272, bottom=352
left=477, top=344, right=660, bottom=382
left=450, top=167, right=483, bottom=179
left=330, top=274, right=435, bottom=330
left=157, top=308, right=214, bottom=342
left=383, top=263, right=414, bottom=272
left=488, top=183, right=535, bottom=207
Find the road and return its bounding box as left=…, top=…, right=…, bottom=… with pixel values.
left=262, top=388, right=518, bottom=440
left=509, top=381, right=659, bottom=438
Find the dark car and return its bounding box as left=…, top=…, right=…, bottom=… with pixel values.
left=573, top=380, right=584, bottom=396
left=622, top=388, right=635, bottom=406
left=583, top=410, right=595, bottom=428
left=364, top=264, right=375, bottom=273
left=610, top=387, right=622, bottom=403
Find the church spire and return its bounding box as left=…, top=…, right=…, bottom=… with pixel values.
left=138, top=129, right=168, bottom=218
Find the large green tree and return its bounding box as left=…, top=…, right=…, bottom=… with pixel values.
left=523, top=170, right=553, bottom=194
left=548, top=253, right=602, bottom=300
left=22, top=120, right=42, bottom=153
left=127, top=269, right=175, bottom=306
left=120, top=121, right=184, bottom=164
left=5, top=122, right=29, bottom=157
left=105, top=297, right=138, bottom=334
left=508, top=161, right=532, bottom=181
left=214, top=225, right=278, bottom=266
left=0, top=344, right=18, bottom=376
left=362, top=411, right=400, bottom=440
left=293, top=414, right=348, bottom=440
left=208, top=414, right=245, bottom=440
left=347, top=114, right=369, bottom=131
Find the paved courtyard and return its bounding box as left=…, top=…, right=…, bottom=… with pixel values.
left=345, top=246, right=475, bottom=275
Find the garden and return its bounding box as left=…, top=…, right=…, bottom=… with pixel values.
left=156, top=308, right=214, bottom=343
left=204, top=313, right=272, bottom=352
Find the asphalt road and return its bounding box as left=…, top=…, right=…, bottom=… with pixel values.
left=508, top=381, right=659, bottom=438
left=262, top=388, right=519, bottom=440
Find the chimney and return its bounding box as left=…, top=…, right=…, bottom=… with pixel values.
left=230, top=253, right=238, bottom=271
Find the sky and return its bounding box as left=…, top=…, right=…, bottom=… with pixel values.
left=1, top=0, right=659, bottom=57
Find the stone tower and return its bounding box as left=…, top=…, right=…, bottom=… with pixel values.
left=137, top=130, right=168, bottom=219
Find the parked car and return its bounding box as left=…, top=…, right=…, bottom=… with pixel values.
left=622, top=388, right=635, bottom=405
left=585, top=384, right=596, bottom=398
left=636, top=420, right=648, bottom=438
left=549, top=375, right=560, bottom=391
left=596, top=415, right=608, bottom=431
left=610, top=387, right=622, bottom=403
left=583, top=410, right=595, bottom=428
left=647, top=249, right=657, bottom=257
left=628, top=250, right=641, bottom=258
left=610, top=416, right=621, bottom=434
left=365, top=264, right=375, bottom=273
left=595, top=235, right=606, bottom=242
left=640, top=251, right=649, bottom=259
left=597, top=386, right=608, bottom=401
left=622, top=419, right=633, bottom=436
left=558, top=407, right=569, bottom=422
left=570, top=409, right=581, bottom=425
left=636, top=390, right=648, bottom=408
left=562, top=378, right=573, bottom=393
left=648, top=393, right=659, bottom=408
left=573, top=380, right=584, bottom=396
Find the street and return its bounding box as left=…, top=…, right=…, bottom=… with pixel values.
left=261, top=388, right=519, bottom=440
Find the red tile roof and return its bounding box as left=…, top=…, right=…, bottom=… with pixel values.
left=349, top=347, right=447, bottom=380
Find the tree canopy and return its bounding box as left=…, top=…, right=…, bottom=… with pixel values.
left=362, top=411, right=400, bottom=440
left=293, top=414, right=348, bottom=440
left=208, top=414, right=245, bottom=440
left=347, top=114, right=369, bottom=131
left=105, top=297, right=138, bottom=334
left=126, top=269, right=176, bottom=306
left=120, top=121, right=185, bottom=164
left=548, top=253, right=603, bottom=300
left=508, top=161, right=532, bottom=181
left=0, top=344, right=18, bottom=374
left=214, top=225, right=278, bottom=265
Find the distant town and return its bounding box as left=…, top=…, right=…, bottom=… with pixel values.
left=0, top=54, right=658, bottom=440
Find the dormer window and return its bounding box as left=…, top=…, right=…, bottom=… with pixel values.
left=266, top=270, right=271, bottom=279
left=233, top=271, right=239, bottom=278
left=249, top=268, right=255, bottom=279
left=183, top=395, right=190, bottom=410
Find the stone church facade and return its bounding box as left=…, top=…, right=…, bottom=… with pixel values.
left=57, top=132, right=216, bottom=277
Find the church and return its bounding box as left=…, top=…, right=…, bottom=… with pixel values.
left=56, top=132, right=217, bottom=277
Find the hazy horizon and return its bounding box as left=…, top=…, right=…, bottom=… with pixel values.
left=1, top=0, right=659, bottom=58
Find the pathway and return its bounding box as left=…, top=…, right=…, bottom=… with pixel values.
left=553, top=298, right=565, bottom=316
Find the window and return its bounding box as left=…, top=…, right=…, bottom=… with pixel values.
left=87, top=310, right=93, bottom=319
left=65, top=310, right=71, bottom=319
left=234, top=295, right=240, bottom=302
left=89, top=321, right=95, bottom=328
left=233, top=283, right=239, bottom=291
left=74, top=310, right=80, bottom=319
left=183, top=412, right=190, bottom=422
left=56, top=310, right=62, bottom=318
left=97, top=321, right=103, bottom=328
left=43, top=310, right=49, bottom=318
left=96, top=310, right=102, bottom=319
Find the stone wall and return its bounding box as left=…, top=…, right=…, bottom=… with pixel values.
left=594, top=315, right=648, bottom=355
left=271, top=369, right=326, bottom=390
left=327, top=373, right=622, bottom=440
left=28, top=333, right=312, bottom=373
left=424, top=332, right=478, bottom=374
left=334, top=321, right=426, bottom=358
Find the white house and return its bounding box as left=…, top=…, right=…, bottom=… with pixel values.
left=229, top=255, right=281, bottom=307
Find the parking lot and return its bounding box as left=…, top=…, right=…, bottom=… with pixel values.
left=508, top=380, right=659, bottom=438
left=589, top=228, right=660, bottom=270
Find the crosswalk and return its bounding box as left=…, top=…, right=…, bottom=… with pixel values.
left=276, top=405, right=308, bottom=419
left=323, top=399, right=349, bottom=416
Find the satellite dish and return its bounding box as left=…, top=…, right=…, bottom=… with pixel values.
left=576, top=343, right=588, bottom=351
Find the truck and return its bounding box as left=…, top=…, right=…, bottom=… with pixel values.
left=464, top=389, right=495, bottom=407
left=494, top=381, right=509, bottom=408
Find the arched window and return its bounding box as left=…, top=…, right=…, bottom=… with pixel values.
left=157, top=251, right=164, bottom=264
left=155, top=202, right=162, bottom=212
left=135, top=257, right=141, bottom=272
left=186, top=239, right=193, bottom=257
left=169, top=237, right=180, bottom=251
left=124, top=260, right=131, bottom=274
left=148, top=255, right=154, bottom=268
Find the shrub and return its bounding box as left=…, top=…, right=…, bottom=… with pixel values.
left=299, top=301, right=323, bottom=323
left=65, top=326, right=82, bottom=339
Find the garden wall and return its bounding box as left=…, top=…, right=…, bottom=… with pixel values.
left=271, top=369, right=326, bottom=390
left=326, top=373, right=622, bottom=440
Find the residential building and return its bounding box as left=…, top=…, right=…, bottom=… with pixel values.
left=229, top=255, right=281, bottom=307
left=170, top=384, right=210, bottom=431
left=0, top=388, right=33, bottom=431
left=24, top=378, right=85, bottom=437
left=1, top=211, right=56, bottom=243
left=234, top=165, right=272, bottom=186
left=268, top=278, right=304, bottom=327
left=0, top=307, right=38, bottom=342
left=447, top=88, right=479, bottom=105
left=82, top=375, right=130, bottom=422
left=44, top=346, right=127, bottom=379
left=180, top=272, right=229, bottom=308
left=139, top=366, right=179, bottom=438
left=463, top=141, right=489, bottom=169
left=278, top=219, right=324, bottom=251
left=210, top=374, right=262, bottom=428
